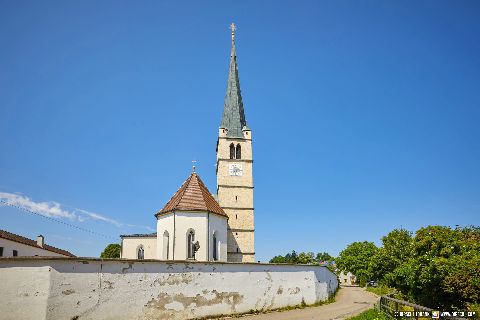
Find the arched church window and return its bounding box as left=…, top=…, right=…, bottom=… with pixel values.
left=163, top=231, right=169, bottom=260
left=229, top=144, right=235, bottom=159
left=137, top=246, right=144, bottom=260
left=187, top=229, right=195, bottom=259
left=212, top=232, right=218, bottom=261
left=236, top=144, right=241, bottom=159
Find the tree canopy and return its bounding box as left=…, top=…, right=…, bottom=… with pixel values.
left=382, top=226, right=480, bottom=309
left=336, top=226, right=480, bottom=310
left=336, top=241, right=378, bottom=286
left=100, top=243, right=121, bottom=258
left=270, top=250, right=334, bottom=265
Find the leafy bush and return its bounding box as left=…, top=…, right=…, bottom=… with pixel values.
left=100, top=243, right=121, bottom=258
left=270, top=250, right=334, bottom=265
left=336, top=241, right=378, bottom=286
left=339, top=226, right=480, bottom=310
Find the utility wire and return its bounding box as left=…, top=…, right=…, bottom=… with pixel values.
left=0, top=199, right=118, bottom=241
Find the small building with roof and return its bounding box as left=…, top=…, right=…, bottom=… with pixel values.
left=120, top=172, right=228, bottom=262
left=0, top=229, right=75, bottom=258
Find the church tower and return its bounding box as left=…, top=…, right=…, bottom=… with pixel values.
left=216, top=23, right=254, bottom=263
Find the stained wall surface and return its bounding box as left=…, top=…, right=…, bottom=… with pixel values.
left=0, top=257, right=338, bottom=320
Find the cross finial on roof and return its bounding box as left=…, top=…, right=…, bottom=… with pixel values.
left=192, top=160, right=197, bottom=173
left=229, top=22, right=236, bottom=42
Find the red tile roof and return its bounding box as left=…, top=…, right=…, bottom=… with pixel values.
left=0, top=229, right=76, bottom=257
left=156, top=173, right=227, bottom=218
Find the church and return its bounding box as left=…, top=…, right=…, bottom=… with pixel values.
left=121, top=24, right=255, bottom=263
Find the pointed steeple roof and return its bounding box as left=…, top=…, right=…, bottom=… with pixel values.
left=220, top=23, right=248, bottom=138
left=156, top=173, right=227, bottom=218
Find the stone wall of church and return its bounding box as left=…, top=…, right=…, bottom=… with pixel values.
left=0, top=257, right=338, bottom=320
left=223, top=208, right=254, bottom=230
left=216, top=135, right=252, bottom=160
left=216, top=161, right=253, bottom=187
left=227, top=230, right=255, bottom=254
left=217, top=136, right=255, bottom=263
left=218, top=187, right=253, bottom=209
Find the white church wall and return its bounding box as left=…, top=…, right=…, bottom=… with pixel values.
left=174, top=211, right=208, bottom=261
left=121, top=237, right=156, bottom=259
left=208, top=213, right=228, bottom=262
left=0, top=238, right=68, bottom=257
left=0, top=257, right=338, bottom=320
left=156, top=212, right=174, bottom=260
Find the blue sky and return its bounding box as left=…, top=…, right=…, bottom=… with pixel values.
left=1, top=1, right=479, bottom=261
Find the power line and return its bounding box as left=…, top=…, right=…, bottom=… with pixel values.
left=0, top=199, right=118, bottom=241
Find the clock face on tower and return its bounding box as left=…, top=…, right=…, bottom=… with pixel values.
left=228, top=163, right=243, bottom=176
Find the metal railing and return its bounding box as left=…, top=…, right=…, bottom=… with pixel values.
left=379, top=295, right=432, bottom=319
left=378, top=295, right=469, bottom=320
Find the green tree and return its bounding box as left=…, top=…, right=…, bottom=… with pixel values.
left=297, top=252, right=315, bottom=264
left=269, top=255, right=286, bottom=263
left=284, top=250, right=298, bottom=264
left=370, top=229, right=413, bottom=284
left=270, top=250, right=322, bottom=264
left=100, top=243, right=121, bottom=258
left=336, top=241, right=378, bottom=286
left=336, top=225, right=480, bottom=310
left=316, top=252, right=334, bottom=263
left=389, top=226, right=480, bottom=309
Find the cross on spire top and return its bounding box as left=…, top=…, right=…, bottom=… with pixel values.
left=229, top=22, right=236, bottom=42
left=192, top=160, right=197, bottom=173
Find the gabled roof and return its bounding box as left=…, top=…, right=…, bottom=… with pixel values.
left=156, top=173, right=227, bottom=218
left=0, top=229, right=76, bottom=257
left=220, top=32, right=249, bottom=138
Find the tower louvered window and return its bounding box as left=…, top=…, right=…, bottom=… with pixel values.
left=236, top=144, right=241, bottom=159
left=229, top=143, right=242, bottom=159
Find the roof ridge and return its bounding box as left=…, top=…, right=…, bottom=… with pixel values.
left=156, top=174, right=193, bottom=214
left=195, top=174, right=226, bottom=215
left=156, top=173, right=227, bottom=218
left=176, top=174, right=194, bottom=207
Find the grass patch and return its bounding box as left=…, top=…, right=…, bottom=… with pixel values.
left=347, top=308, right=389, bottom=320
left=366, top=285, right=395, bottom=296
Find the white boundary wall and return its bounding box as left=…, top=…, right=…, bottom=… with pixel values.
left=0, top=257, right=338, bottom=320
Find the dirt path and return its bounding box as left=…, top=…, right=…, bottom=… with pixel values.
left=235, top=286, right=378, bottom=320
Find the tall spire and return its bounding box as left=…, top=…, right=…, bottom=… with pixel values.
left=220, top=23, right=248, bottom=138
